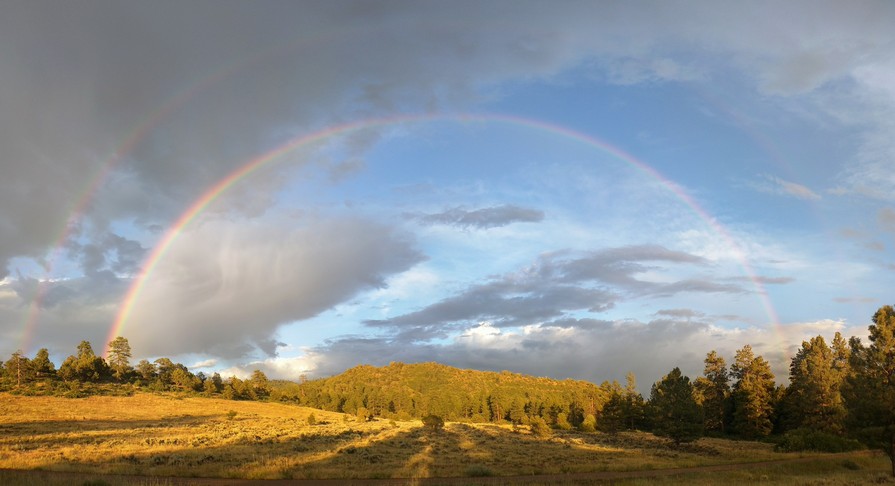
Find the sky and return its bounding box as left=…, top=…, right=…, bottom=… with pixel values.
left=2, top=1, right=895, bottom=391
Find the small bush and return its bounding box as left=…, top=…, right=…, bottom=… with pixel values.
left=530, top=416, right=552, bottom=437
left=307, top=413, right=316, bottom=425
left=422, top=414, right=445, bottom=432
left=466, top=465, right=494, bottom=477
left=774, top=429, right=864, bottom=453
left=226, top=410, right=238, bottom=420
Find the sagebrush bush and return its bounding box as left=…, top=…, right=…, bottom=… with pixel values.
left=774, top=428, right=864, bottom=453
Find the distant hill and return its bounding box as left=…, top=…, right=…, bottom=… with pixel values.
left=276, top=361, right=610, bottom=425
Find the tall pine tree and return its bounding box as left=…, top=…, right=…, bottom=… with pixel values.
left=649, top=367, right=703, bottom=444
left=784, top=335, right=846, bottom=433
left=844, top=305, right=895, bottom=477
left=694, top=350, right=729, bottom=434
left=730, top=345, right=775, bottom=438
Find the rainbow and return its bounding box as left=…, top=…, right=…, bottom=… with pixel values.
left=105, top=112, right=781, bottom=355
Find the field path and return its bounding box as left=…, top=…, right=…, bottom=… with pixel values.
left=0, top=452, right=873, bottom=485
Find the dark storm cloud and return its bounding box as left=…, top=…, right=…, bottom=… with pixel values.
left=410, top=205, right=545, bottom=229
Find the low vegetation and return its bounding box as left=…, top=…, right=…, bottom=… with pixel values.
left=0, top=392, right=885, bottom=483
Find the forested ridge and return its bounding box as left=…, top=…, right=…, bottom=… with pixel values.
left=3, top=305, right=895, bottom=475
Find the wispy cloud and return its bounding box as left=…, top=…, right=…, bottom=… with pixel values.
left=749, top=175, right=821, bottom=200
left=408, top=205, right=545, bottom=229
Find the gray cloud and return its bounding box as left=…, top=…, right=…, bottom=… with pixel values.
left=729, top=275, right=795, bottom=285
left=410, top=205, right=545, bottom=229
left=4, top=1, right=893, bottom=274
left=124, top=215, right=424, bottom=358
left=366, top=245, right=745, bottom=340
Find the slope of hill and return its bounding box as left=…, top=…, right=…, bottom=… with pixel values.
left=286, top=361, right=609, bottom=424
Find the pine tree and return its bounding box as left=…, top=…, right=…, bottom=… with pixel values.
left=843, top=305, right=895, bottom=476
left=249, top=369, right=270, bottom=398
left=730, top=345, right=775, bottom=438
left=31, top=348, right=55, bottom=379
left=107, top=336, right=132, bottom=382
left=649, top=367, right=703, bottom=444
left=136, top=359, right=156, bottom=383
left=5, top=350, right=31, bottom=387
left=784, top=335, right=846, bottom=433
left=694, top=350, right=729, bottom=434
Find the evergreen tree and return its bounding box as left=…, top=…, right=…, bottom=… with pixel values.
left=784, top=335, right=846, bottom=434
left=649, top=367, right=703, bottom=444
left=107, top=336, right=132, bottom=382
left=5, top=350, right=31, bottom=387
left=31, top=348, right=55, bottom=379
left=693, top=350, right=729, bottom=434
left=598, top=383, right=626, bottom=434
left=171, top=367, right=198, bottom=391
left=843, top=305, right=895, bottom=477
left=59, top=341, right=108, bottom=382
left=136, top=359, right=156, bottom=383
left=154, top=358, right=176, bottom=386
left=622, top=372, right=646, bottom=430
left=730, top=345, right=775, bottom=438
left=249, top=369, right=270, bottom=398
left=202, top=377, right=216, bottom=396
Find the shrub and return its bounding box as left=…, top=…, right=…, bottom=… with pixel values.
left=530, top=416, right=552, bottom=437
left=774, top=429, right=864, bottom=453
left=226, top=410, right=238, bottom=421
left=579, top=414, right=597, bottom=433
left=422, top=414, right=445, bottom=432
left=465, top=465, right=494, bottom=477
left=307, top=413, right=316, bottom=425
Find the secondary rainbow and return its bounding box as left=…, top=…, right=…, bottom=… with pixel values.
left=107, top=112, right=781, bottom=355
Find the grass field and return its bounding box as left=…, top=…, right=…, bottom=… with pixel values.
left=0, top=392, right=890, bottom=484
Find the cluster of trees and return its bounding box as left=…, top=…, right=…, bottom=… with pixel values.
left=2, top=305, right=895, bottom=475
left=0, top=336, right=272, bottom=400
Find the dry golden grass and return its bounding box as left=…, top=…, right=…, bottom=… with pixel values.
left=0, top=392, right=887, bottom=483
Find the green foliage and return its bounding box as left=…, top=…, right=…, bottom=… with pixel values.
left=58, top=341, right=110, bottom=383
left=579, top=413, right=596, bottom=432
left=250, top=369, right=271, bottom=399
left=649, top=367, right=703, bottom=444
left=292, top=362, right=607, bottom=425
left=554, top=411, right=572, bottom=430
left=106, top=336, right=133, bottom=382
left=730, top=345, right=775, bottom=439
left=31, top=348, right=56, bottom=380
left=465, top=465, right=495, bottom=477
left=783, top=335, right=846, bottom=434
left=4, top=350, right=32, bottom=387
left=694, top=350, right=729, bottom=434
left=529, top=416, right=552, bottom=437
left=843, top=305, right=895, bottom=476
left=422, top=414, right=444, bottom=432
left=774, top=428, right=864, bottom=453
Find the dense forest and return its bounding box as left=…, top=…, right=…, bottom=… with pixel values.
left=3, top=305, right=895, bottom=475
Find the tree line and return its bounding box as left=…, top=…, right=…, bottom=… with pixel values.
left=2, top=305, right=895, bottom=475
left=1, top=336, right=272, bottom=400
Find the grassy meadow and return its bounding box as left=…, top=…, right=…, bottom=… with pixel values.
left=0, top=392, right=890, bottom=484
